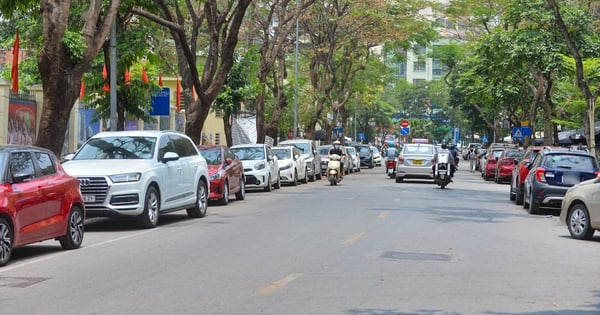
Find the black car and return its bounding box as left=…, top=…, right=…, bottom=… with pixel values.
left=354, top=144, right=374, bottom=168
left=523, top=148, right=599, bottom=214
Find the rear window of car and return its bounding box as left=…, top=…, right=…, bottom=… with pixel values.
left=404, top=145, right=433, bottom=154
left=490, top=150, right=504, bottom=159
left=505, top=151, right=523, bottom=158
left=542, top=154, right=598, bottom=171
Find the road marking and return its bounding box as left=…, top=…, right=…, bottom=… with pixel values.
left=342, top=232, right=365, bottom=245
left=256, top=273, right=303, bottom=296
left=393, top=198, right=401, bottom=203
left=378, top=211, right=390, bottom=219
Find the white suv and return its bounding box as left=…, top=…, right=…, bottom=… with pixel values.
left=230, top=144, right=280, bottom=191
left=63, top=130, right=209, bottom=228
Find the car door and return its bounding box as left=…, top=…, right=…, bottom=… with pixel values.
left=34, top=151, right=66, bottom=236
left=9, top=151, right=47, bottom=245
left=266, top=146, right=278, bottom=184
left=156, top=135, right=180, bottom=208
left=169, top=134, right=199, bottom=205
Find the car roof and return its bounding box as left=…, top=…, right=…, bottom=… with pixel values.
left=279, top=139, right=313, bottom=143
left=231, top=143, right=269, bottom=148
left=91, top=130, right=183, bottom=137
left=0, top=145, right=54, bottom=155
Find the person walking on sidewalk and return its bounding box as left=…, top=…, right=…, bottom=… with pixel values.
left=468, top=146, right=477, bottom=173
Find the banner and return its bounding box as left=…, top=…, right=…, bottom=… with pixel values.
left=8, top=99, right=36, bottom=145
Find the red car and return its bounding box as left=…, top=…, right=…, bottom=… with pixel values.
left=0, top=145, right=85, bottom=267
left=510, top=146, right=544, bottom=205
left=483, top=148, right=506, bottom=181
left=494, top=149, right=524, bottom=183
left=198, top=145, right=245, bottom=205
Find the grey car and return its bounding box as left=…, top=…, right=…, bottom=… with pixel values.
left=279, top=139, right=322, bottom=181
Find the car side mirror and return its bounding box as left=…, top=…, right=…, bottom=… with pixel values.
left=514, top=159, right=520, bottom=165
left=162, top=151, right=180, bottom=163
left=495, top=157, right=499, bottom=161
left=13, top=172, right=33, bottom=184
left=525, top=162, right=532, bottom=170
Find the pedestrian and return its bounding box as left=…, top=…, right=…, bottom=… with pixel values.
left=468, top=146, right=476, bottom=173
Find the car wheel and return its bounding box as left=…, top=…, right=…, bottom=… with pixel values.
left=302, top=168, right=309, bottom=184
left=0, top=218, right=13, bottom=267
left=235, top=178, right=246, bottom=200
left=291, top=170, right=298, bottom=186
left=59, top=205, right=85, bottom=250
left=395, top=176, right=403, bottom=183
left=220, top=182, right=230, bottom=205
left=309, top=164, right=316, bottom=182
left=567, top=203, right=595, bottom=240
left=316, top=170, right=322, bottom=180
left=509, top=182, right=516, bottom=201
left=369, top=160, right=374, bottom=169
left=527, top=189, right=540, bottom=214
left=264, top=174, right=273, bottom=192
left=274, top=173, right=281, bottom=189
left=187, top=180, right=208, bottom=218
left=138, top=186, right=160, bottom=228
left=516, top=183, right=524, bottom=205
left=494, top=174, right=500, bottom=184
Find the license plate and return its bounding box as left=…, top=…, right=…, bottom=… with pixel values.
left=387, top=168, right=394, bottom=174
left=412, top=160, right=422, bottom=165
left=83, top=195, right=96, bottom=203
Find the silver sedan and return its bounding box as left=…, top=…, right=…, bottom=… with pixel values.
left=395, top=143, right=436, bottom=183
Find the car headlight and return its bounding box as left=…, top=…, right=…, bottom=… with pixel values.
left=254, top=161, right=266, bottom=170
left=280, top=162, right=293, bottom=170
left=209, top=170, right=223, bottom=181
left=109, top=172, right=142, bottom=183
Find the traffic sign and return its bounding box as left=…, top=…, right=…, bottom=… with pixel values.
left=400, top=127, right=410, bottom=136
left=512, top=127, right=532, bottom=141
left=400, top=119, right=410, bottom=128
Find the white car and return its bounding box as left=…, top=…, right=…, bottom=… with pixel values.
left=63, top=130, right=210, bottom=228
left=560, top=178, right=600, bottom=240
left=230, top=144, right=280, bottom=191
left=346, top=146, right=360, bottom=173
left=371, top=146, right=382, bottom=167
left=272, top=146, right=308, bottom=186
left=278, top=139, right=322, bottom=181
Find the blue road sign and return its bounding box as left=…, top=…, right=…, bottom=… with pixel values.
left=400, top=127, right=410, bottom=136
left=453, top=128, right=460, bottom=143
left=512, top=127, right=532, bottom=141
left=482, top=136, right=489, bottom=143
left=333, top=127, right=343, bottom=138
left=150, top=87, right=171, bottom=116
left=358, top=133, right=365, bottom=141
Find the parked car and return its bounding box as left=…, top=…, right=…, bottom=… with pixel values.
left=395, top=143, right=436, bottom=183
left=278, top=139, right=322, bottom=181
left=355, top=144, right=374, bottom=168
left=0, top=145, right=85, bottom=267
left=475, top=148, right=487, bottom=171
left=494, top=148, right=524, bottom=183
left=523, top=148, right=599, bottom=214
left=560, top=178, right=600, bottom=240
left=370, top=146, right=382, bottom=167
left=63, top=130, right=209, bottom=228
left=510, top=146, right=543, bottom=205
left=198, top=145, right=245, bottom=205
left=272, top=146, right=307, bottom=185
left=482, top=148, right=506, bottom=181
left=230, top=143, right=280, bottom=192
left=346, top=146, right=360, bottom=173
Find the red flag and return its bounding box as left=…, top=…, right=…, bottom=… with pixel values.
left=102, top=63, right=110, bottom=93
left=176, top=77, right=181, bottom=112
left=80, top=81, right=85, bottom=99
left=124, top=68, right=131, bottom=85
left=11, top=31, right=19, bottom=94
left=158, top=72, right=163, bottom=87
left=141, top=68, right=149, bottom=83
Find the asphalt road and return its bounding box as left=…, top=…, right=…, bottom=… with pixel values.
left=1, top=165, right=600, bottom=314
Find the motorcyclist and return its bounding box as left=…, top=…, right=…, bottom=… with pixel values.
left=434, top=144, right=456, bottom=178
left=328, top=140, right=345, bottom=178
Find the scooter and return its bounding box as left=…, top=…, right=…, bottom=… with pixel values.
left=434, top=151, right=452, bottom=189
left=386, top=158, right=396, bottom=179
left=327, top=154, right=343, bottom=186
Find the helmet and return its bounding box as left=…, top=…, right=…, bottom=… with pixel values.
left=333, top=140, right=341, bottom=145
left=441, top=144, right=448, bottom=149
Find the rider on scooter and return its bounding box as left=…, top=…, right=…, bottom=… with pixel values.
left=328, top=140, right=345, bottom=178
left=434, top=144, right=456, bottom=178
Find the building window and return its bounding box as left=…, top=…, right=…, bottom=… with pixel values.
left=413, top=45, right=426, bottom=56
left=413, top=61, right=426, bottom=72
left=413, top=79, right=426, bottom=85
left=397, top=62, right=406, bottom=76
left=215, top=133, right=221, bottom=145
left=215, top=109, right=223, bottom=118
left=432, top=59, right=445, bottom=76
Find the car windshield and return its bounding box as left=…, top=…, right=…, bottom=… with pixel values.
left=287, top=143, right=309, bottom=153
left=505, top=151, right=524, bottom=158
left=199, top=148, right=221, bottom=165
left=543, top=154, right=597, bottom=170
left=74, top=136, right=156, bottom=160
left=318, top=147, right=331, bottom=155
left=231, top=147, right=265, bottom=160
left=491, top=150, right=504, bottom=159
left=273, top=148, right=292, bottom=160
left=358, top=147, right=370, bottom=154
left=403, top=145, right=433, bottom=155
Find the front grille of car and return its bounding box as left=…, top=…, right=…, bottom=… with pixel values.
left=245, top=175, right=259, bottom=185
left=78, top=177, right=108, bottom=204
left=244, top=168, right=253, bottom=172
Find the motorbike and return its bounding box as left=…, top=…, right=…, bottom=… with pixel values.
left=434, top=151, right=452, bottom=189
left=327, top=154, right=343, bottom=186
left=386, top=158, right=396, bottom=179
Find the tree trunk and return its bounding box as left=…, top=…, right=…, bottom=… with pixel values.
left=223, top=111, right=232, bottom=147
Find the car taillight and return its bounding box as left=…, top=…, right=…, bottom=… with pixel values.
left=535, top=167, right=547, bottom=183
left=397, top=157, right=405, bottom=163
left=595, top=171, right=600, bottom=178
